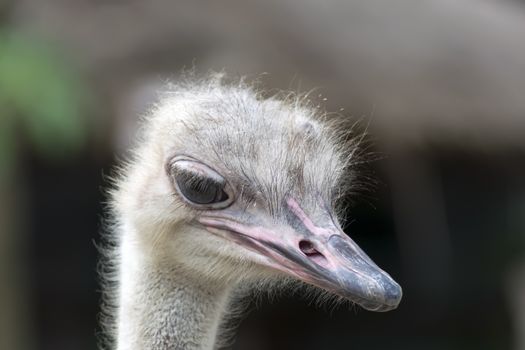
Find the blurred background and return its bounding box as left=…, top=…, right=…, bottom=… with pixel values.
left=1, top=0, right=525, bottom=349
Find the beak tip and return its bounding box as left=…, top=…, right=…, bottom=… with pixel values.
left=384, top=282, right=403, bottom=309
left=372, top=279, right=402, bottom=312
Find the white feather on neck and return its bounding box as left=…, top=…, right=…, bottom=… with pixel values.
left=116, top=226, right=234, bottom=350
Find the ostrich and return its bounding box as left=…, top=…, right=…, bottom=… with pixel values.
left=101, top=76, right=402, bottom=350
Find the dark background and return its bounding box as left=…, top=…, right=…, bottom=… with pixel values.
left=1, top=1, right=525, bottom=349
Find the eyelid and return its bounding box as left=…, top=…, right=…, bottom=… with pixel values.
left=170, top=158, right=225, bottom=182
left=167, top=155, right=235, bottom=209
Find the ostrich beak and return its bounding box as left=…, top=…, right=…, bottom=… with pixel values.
left=199, top=197, right=402, bottom=312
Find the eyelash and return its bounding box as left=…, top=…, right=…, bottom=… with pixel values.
left=176, top=171, right=223, bottom=191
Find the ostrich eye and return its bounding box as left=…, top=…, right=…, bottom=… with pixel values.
left=169, top=157, right=233, bottom=208
left=176, top=173, right=229, bottom=205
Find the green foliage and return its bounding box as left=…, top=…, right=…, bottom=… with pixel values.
left=0, top=32, right=89, bottom=173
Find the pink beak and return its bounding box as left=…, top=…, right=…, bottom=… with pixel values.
left=199, top=197, right=402, bottom=312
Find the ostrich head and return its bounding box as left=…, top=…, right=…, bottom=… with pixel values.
left=114, top=78, right=402, bottom=313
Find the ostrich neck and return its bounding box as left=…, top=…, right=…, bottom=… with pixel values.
left=116, top=236, right=233, bottom=350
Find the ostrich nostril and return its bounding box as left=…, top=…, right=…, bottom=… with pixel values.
left=299, top=240, right=317, bottom=255
left=299, top=240, right=327, bottom=266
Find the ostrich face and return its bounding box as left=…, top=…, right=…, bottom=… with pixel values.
left=123, top=83, right=402, bottom=312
